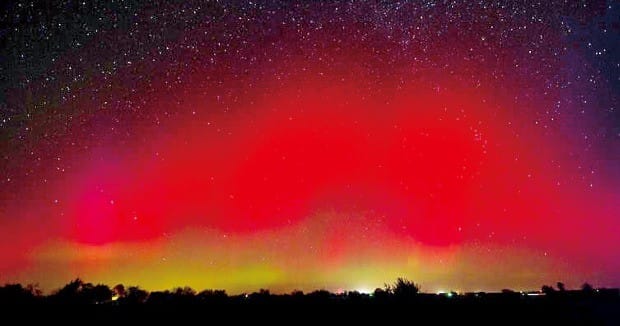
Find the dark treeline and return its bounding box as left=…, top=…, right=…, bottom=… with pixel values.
left=1, top=278, right=619, bottom=323
left=0, top=277, right=618, bottom=304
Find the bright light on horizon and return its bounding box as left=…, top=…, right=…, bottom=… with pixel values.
left=355, top=287, right=373, bottom=294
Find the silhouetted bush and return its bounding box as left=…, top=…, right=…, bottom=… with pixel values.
left=51, top=278, right=83, bottom=303
left=146, top=290, right=174, bottom=304
left=306, top=289, right=332, bottom=303
left=197, top=289, right=228, bottom=304
left=542, top=285, right=556, bottom=295
left=248, top=288, right=272, bottom=303
left=48, top=278, right=112, bottom=304
left=121, top=286, right=149, bottom=304
left=0, top=283, right=39, bottom=304
left=389, top=277, right=420, bottom=299
left=171, top=286, right=197, bottom=304
left=113, top=284, right=126, bottom=298
left=557, top=282, right=566, bottom=292
left=290, top=290, right=304, bottom=298
left=346, top=290, right=370, bottom=303
left=581, top=283, right=594, bottom=294
left=373, top=287, right=389, bottom=301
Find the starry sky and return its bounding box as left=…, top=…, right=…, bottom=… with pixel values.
left=0, top=0, right=619, bottom=294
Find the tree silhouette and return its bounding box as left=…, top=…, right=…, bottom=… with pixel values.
left=122, top=286, right=149, bottom=304
left=541, top=285, right=556, bottom=295
left=113, top=284, right=126, bottom=299
left=197, top=289, right=227, bottom=304
left=557, top=282, right=566, bottom=292
left=172, top=286, right=197, bottom=304
left=581, top=283, right=594, bottom=294
left=0, top=283, right=39, bottom=304
left=173, top=286, right=196, bottom=297
left=51, top=279, right=112, bottom=304
left=290, top=290, right=304, bottom=297
left=307, top=289, right=332, bottom=303
left=89, top=284, right=113, bottom=303
left=248, top=288, right=272, bottom=303
left=373, top=287, right=389, bottom=301
left=146, top=290, right=173, bottom=304
left=52, top=278, right=84, bottom=303
left=346, top=290, right=370, bottom=303
left=389, top=277, right=420, bottom=299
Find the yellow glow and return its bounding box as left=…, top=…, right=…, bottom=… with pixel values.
left=10, top=211, right=581, bottom=294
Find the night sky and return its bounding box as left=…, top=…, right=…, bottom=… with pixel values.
left=0, top=0, right=619, bottom=294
